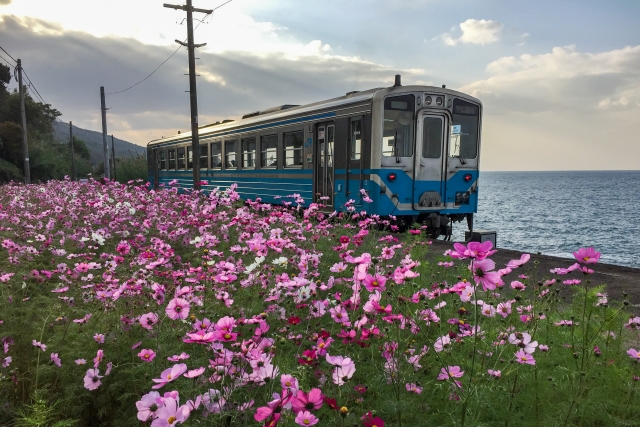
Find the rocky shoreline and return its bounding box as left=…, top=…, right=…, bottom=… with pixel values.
left=425, top=240, right=640, bottom=308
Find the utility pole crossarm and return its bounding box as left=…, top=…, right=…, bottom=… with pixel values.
left=174, top=39, right=206, bottom=48
left=163, top=3, right=213, bottom=14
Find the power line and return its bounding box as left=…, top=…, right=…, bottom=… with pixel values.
left=0, top=52, right=14, bottom=67
left=106, top=0, right=231, bottom=95
left=0, top=45, right=17, bottom=64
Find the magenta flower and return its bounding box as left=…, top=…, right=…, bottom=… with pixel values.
left=153, top=396, right=191, bottom=426
left=573, top=247, right=601, bottom=264
left=471, top=258, right=501, bottom=291
left=138, top=348, right=157, bottom=362
left=515, top=349, right=536, bottom=365
left=75, top=358, right=86, bottom=365
left=140, top=312, right=159, bottom=330
left=94, top=349, right=104, bottom=368
left=437, top=366, right=464, bottom=380
left=32, top=340, right=46, bottom=351
left=93, top=333, right=105, bottom=344
left=50, top=352, right=61, bottom=368
left=487, top=369, right=501, bottom=378
left=362, top=273, right=387, bottom=292
left=405, top=383, right=423, bottom=394
left=168, top=352, right=190, bottom=362
left=166, top=297, right=190, bottom=320
left=83, top=368, right=103, bottom=390
left=290, top=388, right=323, bottom=413
left=152, top=364, right=188, bottom=389
left=183, top=367, right=205, bottom=378
left=294, top=410, right=319, bottom=426
left=451, top=241, right=496, bottom=260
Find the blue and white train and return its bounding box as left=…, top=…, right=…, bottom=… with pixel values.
left=147, top=75, right=482, bottom=237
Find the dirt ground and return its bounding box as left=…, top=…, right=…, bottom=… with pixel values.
left=424, top=239, right=640, bottom=309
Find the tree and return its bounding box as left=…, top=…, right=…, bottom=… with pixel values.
left=69, top=136, right=91, bottom=161
left=0, top=121, right=22, bottom=166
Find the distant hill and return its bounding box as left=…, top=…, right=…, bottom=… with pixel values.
left=52, top=121, right=146, bottom=166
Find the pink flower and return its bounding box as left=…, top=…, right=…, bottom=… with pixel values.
left=166, top=297, right=190, bottom=320
left=136, top=391, right=161, bottom=421
left=627, top=348, right=640, bottom=361
left=32, top=340, right=46, bottom=351
left=290, top=388, right=323, bottom=413
left=138, top=348, right=157, bottom=362
left=50, top=353, right=61, bottom=368
left=152, top=364, right=188, bottom=389
left=294, top=410, right=319, bottom=426
left=94, top=349, right=104, bottom=368
left=471, top=259, right=501, bottom=291
left=75, top=358, right=86, bottom=365
left=573, top=247, right=601, bottom=264
left=362, top=273, right=387, bottom=292
left=140, top=312, right=159, bottom=330
left=168, top=352, right=190, bottom=362
left=487, top=369, right=501, bottom=378
left=93, top=333, right=105, bottom=344
left=83, top=368, right=102, bottom=390
left=183, top=367, right=205, bottom=378
left=451, top=241, right=496, bottom=260
left=281, top=374, right=300, bottom=391
left=153, top=396, right=191, bottom=426
left=437, top=366, right=464, bottom=380
left=405, top=383, right=423, bottom=394
left=515, top=349, right=536, bottom=365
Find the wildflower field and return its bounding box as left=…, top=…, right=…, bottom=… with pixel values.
left=0, top=179, right=639, bottom=427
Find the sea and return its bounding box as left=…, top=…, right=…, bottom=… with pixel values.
left=450, top=170, right=640, bottom=269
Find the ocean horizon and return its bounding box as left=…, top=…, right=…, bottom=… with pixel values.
left=450, top=170, right=640, bottom=269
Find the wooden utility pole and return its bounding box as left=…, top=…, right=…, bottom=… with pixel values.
left=100, top=86, right=110, bottom=180
left=70, top=121, right=76, bottom=181
left=111, top=135, right=117, bottom=181
left=17, top=59, right=30, bottom=184
left=163, top=0, right=212, bottom=190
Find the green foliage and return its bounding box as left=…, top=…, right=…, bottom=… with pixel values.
left=113, top=154, right=147, bottom=183
left=13, top=390, right=78, bottom=427
left=0, top=156, right=23, bottom=182
left=69, top=136, right=91, bottom=161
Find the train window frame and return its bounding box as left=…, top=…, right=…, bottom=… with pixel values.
left=187, top=147, right=193, bottom=170
left=260, top=134, right=278, bottom=168
left=382, top=94, right=415, bottom=158
left=159, top=150, right=167, bottom=170
left=199, top=144, right=208, bottom=169
left=422, top=116, right=443, bottom=159
left=210, top=141, right=222, bottom=169
left=177, top=147, right=186, bottom=170
left=225, top=140, right=238, bottom=170
left=283, top=129, right=304, bottom=168
left=241, top=136, right=256, bottom=169
left=168, top=149, right=176, bottom=170
left=350, top=119, right=362, bottom=161
left=451, top=98, right=480, bottom=160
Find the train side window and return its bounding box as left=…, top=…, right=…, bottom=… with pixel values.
left=422, top=116, right=443, bottom=159
left=261, top=134, right=278, bottom=168
left=168, top=149, right=176, bottom=170
left=382, top=94, right=415, bottom=157
left=225, top=140, right=237, bottom=169
left=159, top=150, right=167, bottom=170
left=177, top=147, right=186, bottom=170
left=350, top=120, right=362, bottom=160
left=187, top=147, right=193, bottom=170
left=241, top=137, right=256, bottom=169
left=284, top=130, right=303, bottom=167
left=211, top=141, right=222, bottom=168
left=199, top=144, right=208, bottom=169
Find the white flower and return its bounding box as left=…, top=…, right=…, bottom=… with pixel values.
left=91, top=233, right=105, bottom=246
left=189, top=236, right=202, bottom=245
left=129, top=208, right=136, bottom=215
left=272, top=257, right=288, bottom=266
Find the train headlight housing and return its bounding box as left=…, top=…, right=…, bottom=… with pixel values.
left=425, top=96, right=432, bottom=105
left=436, top=96, right=443, bottom=106
left=464, top=173, right=472, bottom=182
left=388, top=173, right=397, bottom=182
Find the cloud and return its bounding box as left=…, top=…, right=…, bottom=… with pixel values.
left=0, top=15, right=429, bottom=146
left=441, top=19, right=504, bottom=46
left=460, top=45, right=640, bottom=171
left=462, top=44, right=640, bottom=114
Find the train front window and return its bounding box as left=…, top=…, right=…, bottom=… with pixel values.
left=422, top=117, right=443, bottom=159
left=383, top=94, right=415, bottom=158
left=177, top=147, right=186, bottom=170
left=159, top=151, right=167, bottom=170
left=451, top=99, right=479, bottom=159
left=199, top=144, right=208, bottom=169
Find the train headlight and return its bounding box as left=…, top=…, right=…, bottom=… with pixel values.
left=464, top=173, right=472, bottom=182
left=388, top=173, right=397, bottom=182
left=425, top=96, right=432, bottom=105
left=436, top=97, right=443, bottom=106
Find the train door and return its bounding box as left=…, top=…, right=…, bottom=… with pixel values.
left=315, top=122, right=335, bottom=207
left=346, top=117, right=364, bottom=206
left=413, top=112, right=448, bottom=208
left=150, top=148, right=160, bottom=190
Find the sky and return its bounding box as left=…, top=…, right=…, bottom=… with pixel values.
left=1, top=0, right=639, bottom=171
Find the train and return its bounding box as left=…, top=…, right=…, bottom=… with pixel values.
left=147, top=75, right=482, bottom=238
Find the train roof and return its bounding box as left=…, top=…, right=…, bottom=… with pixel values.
left=147, top=84, right=481, bottom=147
